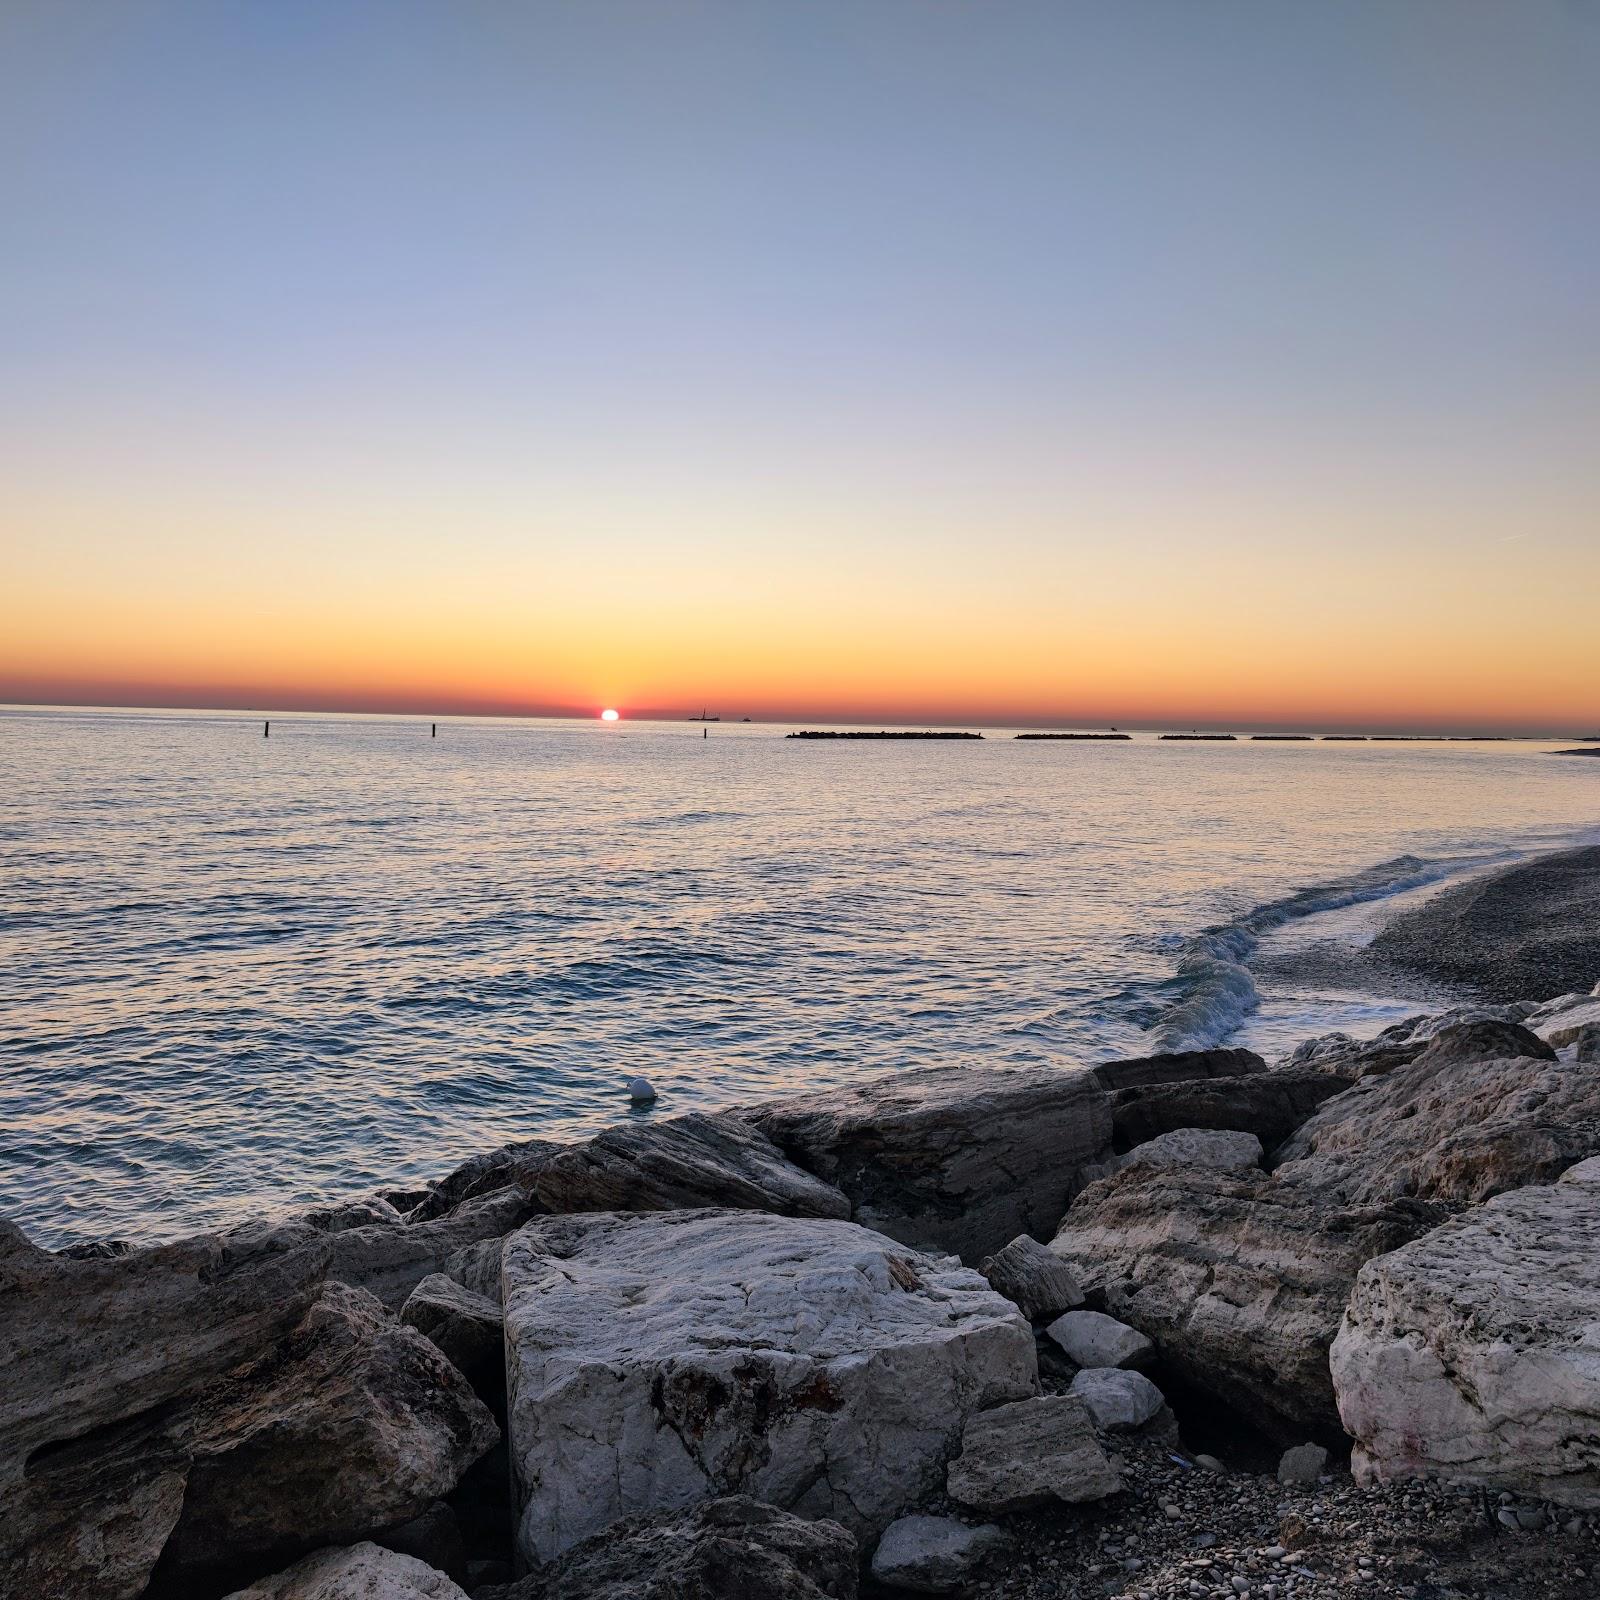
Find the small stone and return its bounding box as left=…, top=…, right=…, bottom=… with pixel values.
left=1195, top=1454, right=1227, bottom=1474
left=1045, top=1308, right=1155, bottom=1370
left=977, top=1234, right=1086, bottom=1320
left=627, top=1076, right=657, bottom=1102
left=1069, top=1366, right=1166, bottom=1431
left=1276, top=1443, right=1328, bottom=1486
left=1264, top=1546, right=1285, bottom=1559
left=1497, top=1508, right=1521, bottom=1529
left=870, top=1514, right=1010, bottom=1593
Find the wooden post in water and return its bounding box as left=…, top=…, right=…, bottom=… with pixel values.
left=703, top=727, right=707, bottom=739
left=431, top=723, right=436, bottom=738
left=264, top=720, right=269, bottom=738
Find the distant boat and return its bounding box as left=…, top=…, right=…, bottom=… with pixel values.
left=688, top=707, right=721, bottom=722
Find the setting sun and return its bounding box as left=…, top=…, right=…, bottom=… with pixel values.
left=600, top=708, right=620, bottom=722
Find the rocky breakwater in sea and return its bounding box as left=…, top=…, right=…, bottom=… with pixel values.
left=3, top=1012, right=1599, bottom=1600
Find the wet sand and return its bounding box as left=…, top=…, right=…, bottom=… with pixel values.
left=1369, top=843, right=1600, bottom=1002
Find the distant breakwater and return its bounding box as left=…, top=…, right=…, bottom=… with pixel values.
left=786, top=730, right=984, bottom=740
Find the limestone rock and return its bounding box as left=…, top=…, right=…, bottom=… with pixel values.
left=303, top=1196, right=407, bottom=1232
left=156, top=1281, right=499, bottom=1591
left=220, top=1542, right=469, bottom=1599
left=946, top=1395, right=1120, bottom=1513
left=744, top=1064, right=1113, bottom=1260
left=406, top=1141, right=565, bottom=1223
left=1277, top=1444, right=1329, bottom=1485
left=1272, top=1045, right=1596, bottom=1204
left=373, top=1501, right=468, bottom=1584
left=400, top=1274, right=505, bottom=1408
left=1068, top=1367, right=1166, bottom=1431
left=1400, top=1017, right=1553, bottom=1069
left=1052, top=1164, right=1442, bottom=1437
left=0, top=1217, right=330, bottom=1600
left=1525, top=992, right=1600, bottom=1049
left=329, top=1184, right=539, bottom=1309
left=1045, top=1309, right=1154, bottom=1370
left=977, top=1234, right=1084, bottom=1320
left=494, top=1496, right=859, bottom=1600
left=871, top=1514, right=1009, bottom=1593
left=1106, top=1072, right=1344, bottom=1153
left=502, top=1208, right=1036, bottom=1564
left=1331, top=1157, right=1600, bottom=1507
left=530, top=1111, right=850, bottom=1219
left=1575, top=1023, right=1600, bottom=1064
left=1119, top=1127, right=1263, bottom=1174
left=1091, top=1048, right=1266, bottom=1093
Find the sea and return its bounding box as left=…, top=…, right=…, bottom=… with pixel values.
left=3, top=706, right=1597, bottom=1248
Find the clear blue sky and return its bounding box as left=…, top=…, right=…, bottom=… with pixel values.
left=3, top=2, right=1597, bottom=728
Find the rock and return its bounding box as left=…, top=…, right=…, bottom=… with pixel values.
left=303, top=1196, right=407, bottom=1232
left=1401, top=1017, right=1554, bottom=1069
left=1046, top=1309, right=1154, bottom=1370
left=977, top=1234, right=1085, bottom=1319
left=1331, top=1157, right=1600, bottom=1507
left=406, top=1141, right=564, bottom=1224
left=154, top=1281, right=499, bottom=1592
left=1272, top=1044, right=1595, bottom=1205
left=0, top=1217, right=331, bottom=1600
left=373, top=1501, right=468, bottom=1584
left=628, top=1076, right=658, bottom=1103
left=490, top=1496, right=859, bottom=1600
left=329, top=1184, right=540, bottom=1309
left=530, top=1112, right=850, bottom=1220
left=1051, top=1164, right=1443, bottom=1436
left=502, top=1209, right=1036, bottom=1564
left=400, top=1274, right=505, bottom=1408
left=1525, top=992, right=1600, bottom=1049
left=1120, top=1128, right=1263, bottom=1174
left=945, top=1395, right=1121, bottom=1513
left=871, top=1514, right=1009, bottom=1592
left=744, top=1064, right=1114, bottom=1260
left=220, top=1541, right=469, bottom=1599
left=1276, top=1031, right=1426, bottom=1079
left=1068, top=1368, right=1166, bottom=1431
left=1576, top=1023, right=1600, bottom=1064
left=1276, top=1444, right=1328, bottom=1485
left=1106, top=1073, right=1345, bottom=1154
left=1091, top=1048, right=1267, bottom=1093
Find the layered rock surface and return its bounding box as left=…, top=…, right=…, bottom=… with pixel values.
left=744, top=1064, right=1113, bottom=1259
left=485, top=1496, right=860, bottom=1600
left=0, top=1219, right=495, bottom=1600
left=1332, top=1156, right=1600, bottom=1507
left=1054, top=1022, right=1600, bottom=1437
left=501, top=1208, right=1037, bottom=1564
left=529, top=1111, right=851, bottom=1219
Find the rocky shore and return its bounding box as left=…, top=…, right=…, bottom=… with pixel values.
left=5, top=951, right=1600, bottom=1598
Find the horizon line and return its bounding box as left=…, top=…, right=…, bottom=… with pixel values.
left=2, top=697, right=1595, bottom=743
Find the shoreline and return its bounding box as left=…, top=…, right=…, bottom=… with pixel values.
left=1369, top=843, right=1600, bottom=1002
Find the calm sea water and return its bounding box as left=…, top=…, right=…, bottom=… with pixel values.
left=3, top=707, right=1597, bottom=1247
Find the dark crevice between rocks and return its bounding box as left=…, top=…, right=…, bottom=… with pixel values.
left=1141, top=1358, right=1298, bottom=1476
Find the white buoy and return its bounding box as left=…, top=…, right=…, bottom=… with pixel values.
left=628, top=1076, right=657, bottom=1104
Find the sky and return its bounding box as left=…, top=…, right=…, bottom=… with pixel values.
left=2, top=1, right=1597, bottom=731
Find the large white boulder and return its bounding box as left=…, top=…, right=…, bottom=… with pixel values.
left=502, top=1209, right=1037, bottom=1565
left=1331, top=1157, right=1600, bottom=1507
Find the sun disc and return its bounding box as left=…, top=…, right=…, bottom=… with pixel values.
left=600, top=708, right=620, bottom=721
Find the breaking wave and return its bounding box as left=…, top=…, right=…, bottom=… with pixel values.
left=1146, top=854, right=1472, bottom=1052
